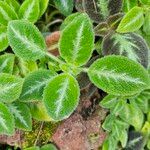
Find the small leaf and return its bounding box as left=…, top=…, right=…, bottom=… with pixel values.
left=0, top=73, right=23, bottom=103
left=88, top=55, right=150, bottom=96
left=59, top=13, right=94, bottom=67
left=119, top=129, right=128, bottom=148
left=119, top=103, right=144, bottom=130
left=8, top=20, right=46, bottom=61
left=143, top=11, right=150, bottom=35
left=54, top=0, right=74, bottom=16
left=0, top=102, right=15, bottom=135
left=0, top=26, right=8, bottom=52
left=41, top=144, right=58, bottom=150
left=139, top=0, right=150, bottom=5
left=117, top=7, right=144, bottom=33
left=123, top=0, right=138, bottom=12
left=5, top=0, right=20, bottom=13
left=0, top=53, right=15, bottom=74
left=100, top=95, right=118, bottom=109
left=29, top=102, right=51, bottom=121
left=19, top=0, right=39, bottom=23
left=24, top=147, right=40, bottom=150
left=20, top=69, right=56, bottom=102
left=39, top=0, right=49, bottom=17
left=8, top=102, right=32, bottom=131
left=102, top=32, right=149, bottom=68
left=43, top=73, right=80, bottom=121
left=0, top=1, right=18, bottom=26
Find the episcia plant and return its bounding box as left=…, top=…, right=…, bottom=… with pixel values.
left=0, top=0, right=150, bottom=149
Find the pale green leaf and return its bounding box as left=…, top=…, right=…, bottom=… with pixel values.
left=0, top=73, right=23, bottom=103
left=43, top=73, right=80, bottom=121
left=119, top=103, right=144, bottom=130
left=0, top=53, right=15, bottom=74
left=123, top=0, right=138, bottom=12
left=0, top=26, right=8, bottom=52
left=20, top=69, right=56, bottom=102
left=143, top=12, right=150, bottom=35
left=0, top=1, right=18, bottom=26
left=19, top=0, right=39, bottom=23
left=117, top=6, right=144, bottom=33
left=54, top=0, right=74, bottom=16
left=102, top=32, right=149, bottom=68
left=24, top=146, right=40, bottom=150
left=119, top=129, right=128, bottom=148
left=59, top=13, right=94, bottom=67
left=0, top=102, right=15, bottom=135
left=29, top=102, right=51, bottom=121
left=88, top=55, right=150, bottom=96
left=41, top=144, right=57, bottom=150
left=5, top=0, right=20, bottom=13
left=39, top=0, right=49, bottom=17
left=8, top=20, right=46, bottom=61
left=8, top=102, right=32, bottom=131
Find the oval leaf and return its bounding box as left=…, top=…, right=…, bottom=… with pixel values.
left=41, top=144, right=58, bottom=150
left=0, top=102, right=15, bottom=135
left=59, top=13, right=94, bottom=67
left=117, top=6, right=144, bottom=33
left=8, top=20, right=46, bottom=61
left=39, top=0, right=49, bottom=17
left=20, top=69, right=56, bottom=102
left=8, top=102, right=32, bottom=131
left=43, top=73, right=80, bottom=121
left=0, top=1, right=18, bottom=26
left=123, top=0, right=138, bottom=12
left=5, top=0, right=20, bottom=13
left=102, top=32, right=149, bottom=68
left=54, top=0, right=74, bottom=16
left=88, top=55, right=150, bottom=96
left=0, top=53, right=15, bottom=74
left=0, top=73, right=23, bottom=103
left=19, top=0, right=39, bottom=23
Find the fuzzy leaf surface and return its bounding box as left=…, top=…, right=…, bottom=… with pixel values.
left=5, top=0, right=20, bottom=13
left=19, top=0, right=39, bottom=23
left=0, top=1, right=18, bottom=26
left=102, top=32, right=149, bottom=68
left=59, top=13, right=94, bottom=67
left=0, top=73, right=23, bottom=103
left=8, top=20, right=46, bottom=61
left=54, top=0, right=74, bottom=16
left=0, top=53, right=15, bottom=74
left=20, top=69, right=56, bottom=102
left=117, top=6, right=144, bottom=33
left=88, top=55, right=150, bottom=96
left=0, top=102, right=15, bottom=135
left=8, top=102, right=32, bottom=131
left=44, top=73, right=80, bottom=121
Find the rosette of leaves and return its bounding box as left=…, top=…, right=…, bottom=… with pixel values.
left=75, top=0, right=123, bottom=23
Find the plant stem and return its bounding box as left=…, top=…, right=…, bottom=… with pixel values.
left=46, top=52, right=64, bottom=64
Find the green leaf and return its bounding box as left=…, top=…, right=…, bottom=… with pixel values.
left=0, top=102, right=15, bottom=135
left=19, top=0, right=39, bottom=23
left=143, top=11, right=150, bottom=35
left=88, top=55, right=150, bottom=96
left=59, top=13, right=94, bottom=67
left=119, top=129, right=128, bottom=148
left=0, top=73, right=23, bottom=103
left=100, top=95, right=118, bottom=109
left=8, top=20, right=46, bottom=61
left=0, top=1, right=18, bottom=26
left=54, top=0, right=74, bottom=16
left=119, top=103, right=144, bottom=130
left=8, top=102, right=32, bottom=131
left=29, top=102, right=51, bottom=121
left=139, top=0, right=150, bottom=5
left=20, top=69, right=56, bottom=102
left=123, top=0, right=138, bottom=12
left=0, top=26, right=8, bottom=52
left=5, top=0, right=20, bottom=13
left=0, top=53, right=15, bottom=74
left=41, top=144, right=58, bottom=150
left=24, top=146, right=40, bottom=150
left=39, top=0, right=49, bottom=17
left=117, top=6, right=144, bottom=33
left=102, top=32, right=149, bottom=68
left=43, top=73, right=80, bottom=121
left=60, top=12, right=81, bottom=30
left=79, top=0, right=122, bottom=23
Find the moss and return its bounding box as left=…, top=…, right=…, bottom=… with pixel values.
left=22, top=120, right=59, bottom=148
